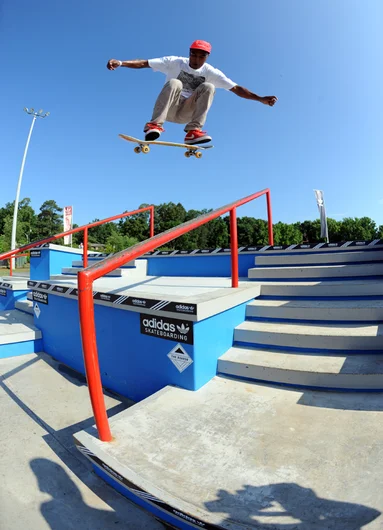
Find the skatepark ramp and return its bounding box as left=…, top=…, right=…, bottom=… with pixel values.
left=1, top=188, right=383, bottom=529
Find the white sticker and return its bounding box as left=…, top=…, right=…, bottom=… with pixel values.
left=167, top=343, right=193, bottom=373
left=34, top=303, right=41, bottom=319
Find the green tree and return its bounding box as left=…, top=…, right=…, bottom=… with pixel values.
left=327, top=218, right=341, bottom=242
left=299, top=220, right=322, bottom=243
left=154, top=202, right=187, bottom=234
left=273, top=222, right=302, bottom=245
left=339, top=217, right=377, bottom=241
left=105, top=234, right=138, bottom=253
left=19, top=198, right=37, bottom=243
left=174, top=208, right=210, bottom=249
left=237, top=217, right=257, bottom=246
left=119, top=203, right=152, bottom=242
left=207, top=217, right=229, bottom=248
left=252, top=219, right=269, bottom=245
left=0, top=198, right=37, bottom=247
left=35, top=200, right=63, bottom=240
left=88, top=220, right=118, bottom=245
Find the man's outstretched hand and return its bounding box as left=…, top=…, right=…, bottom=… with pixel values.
left=107, top=59, right=121, bottom=70
left=260, top=96, right=278, bottom=106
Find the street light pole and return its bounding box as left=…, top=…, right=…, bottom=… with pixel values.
left=11, top=108, right=49, bottom=268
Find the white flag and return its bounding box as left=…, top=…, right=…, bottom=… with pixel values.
left=63, top=206, right=73, bottom=245
left=313, top=190, right=328, bottom=242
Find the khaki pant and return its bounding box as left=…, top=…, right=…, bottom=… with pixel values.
left=150, top=79, right=215, bottom=131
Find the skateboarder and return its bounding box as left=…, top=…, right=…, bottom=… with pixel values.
left=107, top=40, right=277, bottom=145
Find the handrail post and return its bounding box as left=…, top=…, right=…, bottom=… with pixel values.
left=230, top=207, right=239, bottom=288
left=83, top=228, right=88, bottom=268
left=266, top=190, right=274, bottom=245
left=78, top=271, right=112, bottom=442
left=150, top=206, right=154, bottom=238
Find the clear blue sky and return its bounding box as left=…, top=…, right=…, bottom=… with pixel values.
left=1, top=0, right=382, bottom=228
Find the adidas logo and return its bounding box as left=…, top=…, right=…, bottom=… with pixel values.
left=176, top=304, right=195, bottom=312
left=176, top=323, right=189, bottom=335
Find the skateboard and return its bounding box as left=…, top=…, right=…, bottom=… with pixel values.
left=119, top=134, right=213, bottom=159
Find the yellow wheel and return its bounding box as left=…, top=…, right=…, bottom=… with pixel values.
left=142, top=145, right=150, bottom=154
left=134, top=146, right=141, bottom=154
left=195, top=151, right=203, bottom=159
left=185, top=151, right=191, bottom=158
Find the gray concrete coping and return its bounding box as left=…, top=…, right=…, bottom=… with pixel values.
left=28, top=276, right=261, bottom=322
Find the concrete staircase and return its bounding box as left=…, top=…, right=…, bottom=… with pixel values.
left=0, top=309, right=43, bottom=359
left=59, top=258, right=148, bottom=278
left=218, top=249, right=383, bottom=391
left=248, top=249, right=383, bottom=280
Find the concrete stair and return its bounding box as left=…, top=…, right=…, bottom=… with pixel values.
left=14, top=299, right=34, bottom=315
left=259, top=280, right=383, bottom=297
left=248, top=263, right=383, bottom=280
left=234, top=320, right=383, bottom=351
left=71, top=259, right=136, bottom=268
left=255, top=249, right=383, bottom=266
left=61, top=259, right=148, bottom=278
left=218, top=346, right=383, bottom=390
left=246, top=298, right=383, bottom=322
left=0, top=309, right=43, bottom=359
left=219, top=250, right=383, bottom=391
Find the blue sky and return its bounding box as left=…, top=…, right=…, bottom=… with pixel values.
left=1, top=0, right=382, bottom=229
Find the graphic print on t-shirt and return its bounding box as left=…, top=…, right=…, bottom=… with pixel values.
left=177, top=70, right=206, bottom=96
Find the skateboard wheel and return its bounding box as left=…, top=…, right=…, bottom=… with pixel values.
left=134, top=146, right=141, bottom=154
left=142, top=145, right=150, bottom=154
left=185, top=151, right=191, bottom=158
left=195, top=151, right=203, bottom=159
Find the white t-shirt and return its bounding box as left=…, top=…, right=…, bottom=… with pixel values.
left=148, top=56, right=237, bottom=98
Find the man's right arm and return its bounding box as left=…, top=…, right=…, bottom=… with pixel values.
left=107, top=59, right=149, bottom=70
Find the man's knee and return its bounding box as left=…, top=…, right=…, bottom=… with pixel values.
left=199, top=82, right=215, bottom=93
left=166, top=78, right=183, bottom=90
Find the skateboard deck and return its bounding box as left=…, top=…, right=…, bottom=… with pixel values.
left=119, top=134, right=213, bottom=158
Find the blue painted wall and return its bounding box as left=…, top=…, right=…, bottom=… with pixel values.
left=30, top=250, right=50, bottom=280
left=0, top=289, right=29, bottom=310
left=35, top=293, right=252, bottom=402
left=30, top=248, right=81, bottom=280
left=193, top=302, right=248, bottom=389
left=0, top=338, right=43, bottom=359
left=146, top=254, right=257, bottom=278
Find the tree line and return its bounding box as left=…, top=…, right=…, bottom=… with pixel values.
left=0, top=198, right=382, bottom=254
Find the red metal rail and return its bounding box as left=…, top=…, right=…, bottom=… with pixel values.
left=0, top=206, right=155, bottom=274
left=8, top=253, right=30, bottom=277
left=78, top=189, right=273, bottom=442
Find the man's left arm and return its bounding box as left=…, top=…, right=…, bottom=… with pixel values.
left=230, top=85, right=277, bottom=106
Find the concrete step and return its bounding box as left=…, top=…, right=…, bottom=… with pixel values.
left=72, top=259, right=136, bottom=268
left=14, top=299, right=34, bottom=315
left=256, top=250, right=383, bottom=267
left=61, top=267, right=125, bottom=277
left=0, top=310, right=42, bottom=359
left=234, top=320, right=383, bottom=351
left=63, top=260, right=147, bottom=278
left=247, top=299, right=383, bottom=322
left=248, top=263, right=383, bottom=280
left=218, top=346, right=383, bottom=390
left=259, top=280, right=383, bottom=298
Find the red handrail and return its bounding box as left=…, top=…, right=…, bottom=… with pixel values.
left=78, top=189, right=273, bottom=442
left=9, top=252, right=29, bottom=277
left=0, top=206, right=155, bottom=274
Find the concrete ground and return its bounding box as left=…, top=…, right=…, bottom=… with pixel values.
left=77, top=377, right=383, bottom=530
left=0, top=352, right=163, bottom=530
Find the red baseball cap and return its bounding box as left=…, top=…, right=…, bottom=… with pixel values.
left=190, top=40, right=212, bottom=54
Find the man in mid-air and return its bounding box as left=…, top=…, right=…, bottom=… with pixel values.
left=107, top=40, right=277, bottom=145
